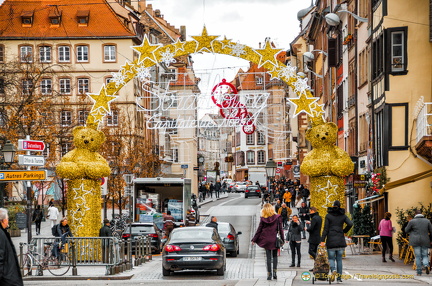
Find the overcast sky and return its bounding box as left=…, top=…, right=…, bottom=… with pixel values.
left=149, top=0, right=310, bottom=94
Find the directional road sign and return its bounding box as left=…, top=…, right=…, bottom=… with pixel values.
left=18, top=155, right=45, bottom=166
left=0, top=170, right=47, bottom=181
left=18, top=140, right=46, bottom=151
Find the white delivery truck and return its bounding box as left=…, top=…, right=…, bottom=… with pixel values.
left=133, top=177, right=192, bottom=227
left=248, top=171, right=267, bottom=187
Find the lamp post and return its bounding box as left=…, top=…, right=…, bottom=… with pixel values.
left=325, top=10, right=368, bottom=26
left=265, top=159, right=277, bottom=200
left=124, top=174, right=133, bottom=235
left=0, top=140, right=17, bottom=207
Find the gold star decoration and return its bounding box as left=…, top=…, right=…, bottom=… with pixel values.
left=191, top=26, right=219, bottom=53
left=89, top=108, right=106, bottom=123
left=268, top=67, right=282, bottom=80
left=288, top=94, right=319, bottom=117
left=88, top=87, right=118, bottom=114
left=219, top=36, right=233, bottom=50
left=132, top=36, right=161, bottom=63
left=311, top=102, right=325, bottom=117
left=121, top=61, right=136, bottom=74
left=173, top=38, right=186, bottom=53
left=254, top=40, right=282, bottom=68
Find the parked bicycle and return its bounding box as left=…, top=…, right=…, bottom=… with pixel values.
left=22, top=241, right=71, bottom=276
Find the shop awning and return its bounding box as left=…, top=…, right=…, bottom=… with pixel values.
left=382, top=169, right=432, bottom=191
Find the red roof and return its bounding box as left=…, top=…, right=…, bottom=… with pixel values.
left=0, top=0, right=136, bottom=39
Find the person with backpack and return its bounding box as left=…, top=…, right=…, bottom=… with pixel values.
left=277, top=203, right=292, bottom=229
left=52, top=217, right=73, bottom=258
left=32, top=205, right=43, bottom=235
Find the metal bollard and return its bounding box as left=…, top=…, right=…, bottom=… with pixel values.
left=71, top=240, right=78, bottom=276
left=19, top=243, right=24, bottom=277
left=134, top=236, right=140, bottom=266
left=147, top=236, right=152, bottom=261
left=127, top=238, right=132, bottom=270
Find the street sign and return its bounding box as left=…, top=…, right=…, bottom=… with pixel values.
left=18, top=155, right=45, bottom=166
left=18, top=139, right=45, bottom=151
left=181, top=164, right=188, bottom=169
left=276, top=168, right=281, bottom=174
left=0, top=170, right=46, bottom=181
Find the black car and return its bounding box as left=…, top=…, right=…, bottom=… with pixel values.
left=217, top=222, right=242, bottom=257
left=122, top=222, right=163, bottom=254
left=245, top=185, right=261, bottom=198
left=162, top=226, right=226, bottom=276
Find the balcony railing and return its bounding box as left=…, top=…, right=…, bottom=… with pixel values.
left=416, top=101, right=432, bottom=143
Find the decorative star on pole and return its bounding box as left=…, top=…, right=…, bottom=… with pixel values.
left=254, top=40, right=282, bottom=68
left=88, top=87, right=118, bottom=114
left=288, top=94, right=319, bottom=117
left=132, top=36, right=161, bottom=63
left=191, top=26, right=219, bottom=53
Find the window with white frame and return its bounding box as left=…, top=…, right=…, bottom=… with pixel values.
left=76, top=45, right=88, bottom=62
left=78, top=110, right=89, bottom=125
left=257, top=150, right=265, bottom=164
left=61, top=142, right=72, bottom=156
left=41, top=78, right=52, bottom=94
left=389, top=29, right=406, bottom=73
left=256, top=76, right=263, bottom=85
left=106, top=110, right=118, bottom=126
left=59, top=78, right=71, bottom=94
left=61, top=110, right=72, bottom=126
left=246, top=150, right=255, bottom=165
left=58, top=46, right=70, bottom=62
left=257, top=132, right=265, bottom=144
left=77, top=78, right=89, bottom=94
left=104, top=45, right=116, bottom=62
left=39, top=46, right=51, bottom=62
left=22, top=79, right=33, bottom=94
left=246, top=133, right=254, bottom=145
left=20, top=46, right=33, bottom=62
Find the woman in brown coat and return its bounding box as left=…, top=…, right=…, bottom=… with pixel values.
left=252, top=203, right=284, bottom=280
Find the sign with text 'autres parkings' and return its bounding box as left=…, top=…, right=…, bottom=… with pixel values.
left=0, top=170, right=47, bottom=181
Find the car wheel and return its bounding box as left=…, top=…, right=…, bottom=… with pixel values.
left=216, top=265, right=225, bottom=276
left=162, top=267, right=171, bottom=276
left=245, top=196, right=248, bottom=198
left=231, top=250, right=238, bottom=257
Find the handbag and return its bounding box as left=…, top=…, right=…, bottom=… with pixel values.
left=276, top=220, right=284, bottom=248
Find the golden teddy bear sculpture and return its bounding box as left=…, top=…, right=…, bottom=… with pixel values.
left=56, top=126, right=111, bottom=237
left=300, top=118, right=354, bottom=218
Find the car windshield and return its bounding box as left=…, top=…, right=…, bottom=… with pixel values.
left=131, top=225, right=154, bottom=233
left=171, top=229, right=213, bottom=240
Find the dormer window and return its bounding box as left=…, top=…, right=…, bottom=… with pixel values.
left=49, top=9, right=61, bottom=26
left=77, top=10, right=89, bottom=26
left=21, top=10, right=34, bottom=26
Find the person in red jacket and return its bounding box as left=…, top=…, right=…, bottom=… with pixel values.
left=251, top=203, right=284, bottom=281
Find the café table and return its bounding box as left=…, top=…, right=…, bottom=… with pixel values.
left=351, top=234, right=370, bottom=254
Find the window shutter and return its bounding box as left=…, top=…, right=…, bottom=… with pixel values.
left=328, top=38, right=338, bottom=67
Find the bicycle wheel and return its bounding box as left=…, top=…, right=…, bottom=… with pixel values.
left=22, top=254, right=33, bottom=276
left=47, top=254, right=70, bottom=276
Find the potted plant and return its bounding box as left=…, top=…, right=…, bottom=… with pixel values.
left=343, top=34, right=354, bottom=45
left=6, top=204, right=26, bottom=237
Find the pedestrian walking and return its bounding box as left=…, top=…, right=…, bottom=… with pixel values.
left=282, top=189, right=292, bottom=205
left=32, top=205, right=43, bottom=235
left=287, top=215, right=302, bottom=267
left=277, top=203, right=292, bottom=229
left=306, top=206, right=322, bottom=266
left=298, top=202, right=310, bottom=239
left=47, top=204, right=60, bottom=227
left=99, top=218, right=113, bottom=263
left=289, top=187, right=296, bottom=208
left=378, top=212, right=395, bottom=262
left=320, top=200, right=353, bottom=283
left=206, top=216, right=218, bottom=230
left=214, top=180, right=221, bottom=198
left=0, top=208, right=24, bottom=286
left=405, top=209, right=432, bottom=276
left=163, top=211, right=175, bottom=238
left=48, top=198, right=55, bottom=207
left=251, top=203, right=284, bottom=280
left=274, top=199, right=282, bottom=214
left=295, top=195, right=303, bottom=211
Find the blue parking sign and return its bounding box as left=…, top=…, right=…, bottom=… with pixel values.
left=0, top=173, right=4, bottom=180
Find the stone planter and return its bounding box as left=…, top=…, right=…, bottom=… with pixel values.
left=8, top=229, right=21, bottom=237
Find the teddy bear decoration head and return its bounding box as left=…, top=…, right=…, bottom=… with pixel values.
left=306, top=119, right=338, bottom=148
left=72, top=126, right=106, bottom=152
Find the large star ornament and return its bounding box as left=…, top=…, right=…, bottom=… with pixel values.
left=288, top=94, right=319, bottom=117
left=191, top=26, right=219, bottom=53
left=132, top=36, right=161, bottom=63
left=254, top=40, right=282, bottom=68
left=88, top=87, right=118, bottom=114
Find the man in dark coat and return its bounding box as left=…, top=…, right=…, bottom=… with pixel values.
left=206, top=216, right=218, bottom=230
left=320, top=201, right=353, bottom=283
left=99, top=218, right=113, bottom=263
left=32, top=204, right=43, bottom=235
left=405, top=209, right=432, bottom=276
left=0, top=208, right=24, bottom=286
left=214, top=180, right=221, bottom=198
left=306, top=207, right=322, bottom=270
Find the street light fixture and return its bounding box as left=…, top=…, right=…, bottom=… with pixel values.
left=325, top=10, right=368, bottom=26
left=303, top=50, right=328, bottom=62
left=0, top=140, right=17, bottom=207
left=265, top=159, right=277, bottom=195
